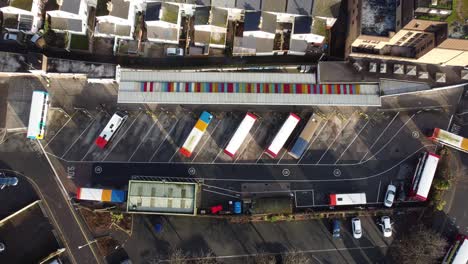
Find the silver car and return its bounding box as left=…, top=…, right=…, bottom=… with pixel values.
left=384, top=184, right=396, bottom=207
left=351, top=217, right=362, bottom=239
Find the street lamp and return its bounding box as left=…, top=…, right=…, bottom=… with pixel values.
left=78, top=239, right=97, bottom=250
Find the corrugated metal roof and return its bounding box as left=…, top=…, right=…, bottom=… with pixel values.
left=118, top=89, right=381, bottom=106
left=119, top=69, right=317, bottom=83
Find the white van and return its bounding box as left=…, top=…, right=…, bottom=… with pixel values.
left=166, top=48, right=184, bottom=56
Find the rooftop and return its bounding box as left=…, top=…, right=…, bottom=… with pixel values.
left=9, top=0, right=33, bottom=11
left=145, top=2, right=161, bottom=21
left=294, top=16, right=312, bottom=34
left=312, top=0, right=341, bottom=18
left=244, top=11, right=276, bottom=34
left=60, top=0, right=81, bottom=14
left=127, top=181, right=198, bottom=215
left=211, top=0, right=235, bottom=8
left=146, top=23, right=179, bottom=42
left=287, top=0, right=313, bottom=15
left=109, top=0, right=130, bottom=19
left=261, top=0, right=286, bottom=12
left=236, top=0, right=260, bottom=10
left=49, top=16, right=82, bottom=32
left=437, top=38, right=468, bottom=51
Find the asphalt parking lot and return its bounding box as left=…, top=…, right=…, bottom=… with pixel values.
left=41, top=104, right=453, bottom=208
left=119, top=213, right=414, bottom=264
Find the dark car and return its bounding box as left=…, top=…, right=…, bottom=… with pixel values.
left=332, top=219, right=341, bottom=238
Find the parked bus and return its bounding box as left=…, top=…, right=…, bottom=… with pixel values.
left=288, top=114, right=322, bottom=159
left=76, top=187, right=126, bottom=203
left=265, top=113, right=301, bottom=158
left=224, top=113, right=257, bottom=158
left=443, top=235, right=468, bottom=264
left=27, top=91, right=49, bottom=139
left=431, top=128, right=468, bottom=153
left=410, top=152, right=440, bottom=201
left=329, top=193, right=367, bottom=206
left=95, top=112, right=128, bottom=149
left=180, top=111, right=213, bottom=158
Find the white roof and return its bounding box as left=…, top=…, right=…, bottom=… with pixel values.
left=416, top=153, right=439, bottom=199
left=267, top=114, right=300, bottom=155
left=118, top=68, right=317, bottom=84
left=225, top=113, right=256, bottom=156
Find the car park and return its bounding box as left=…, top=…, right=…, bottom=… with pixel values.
left=351, top=218, right=362, bottom=239
left=379, top=216, right=393, bottom=237
left=332, top=219, right=341, bottom=238
left=397, top=183, right=406, bottom=202
left=384, top=184, right=396, bottom=207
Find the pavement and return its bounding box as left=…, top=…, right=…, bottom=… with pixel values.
left=114, top=212, right=416, bottom=264
left=0, top=133, right=100, bottom=264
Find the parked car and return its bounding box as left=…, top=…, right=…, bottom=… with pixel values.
left=397, top=183, right=406, bottom=202
left=0, top=175, right=18, bottom=189
left=332, top=219, right=341, bottom=238
left=351, top=217, right=362, bottom=239
left=166, top=47, right=184, bottom=56
left=379, top=216, right=393, bottom=237
left=384, top=184, right=396, bottom=207
left=0, top=242, right=5, bottom=252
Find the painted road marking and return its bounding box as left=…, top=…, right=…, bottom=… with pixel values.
left=376, top=180, right=382, bottom=203
left=102, top=112, right=142, bottom=161
left=360, top=112, right=400, bottom=163
left=316, top=112, right=356, bottom=164
left=334, top=118, right=370, bottom=164
left=128, top=116, right=159, bottom=162
left=43, top=110, right=78, bottom=148
left=192, top=118, right=222, bottom=163
left=148, top=119, right=179, bottom=162
left=363, top=113, right=415, bottom=162
left=203, top=188, right=239, bottom=199
left=234, top=119, right=263, bottom=164
left=297, top=117, right=330, bottom=164
left=61, top=116, right=97, bottom=159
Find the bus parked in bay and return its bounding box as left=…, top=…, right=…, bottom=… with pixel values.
left=265, top=113, right=301, bottom=158
left=180, top=111, right=213, bottom=158
left=329, top=193, right=367, bottom=206
left=95, top=112, right=128, bottom=149
left=224, top=113, right=257, bottom=158
left=410, top=152, right=440, bottom=201
left=27, top=91, right=49, bottom=139
left=288, top=114, right=321, bottom=159
left=443, top=235, right=468, bottom=264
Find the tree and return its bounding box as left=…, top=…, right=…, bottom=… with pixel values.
left=282, top=251, right=310, bottom=264
left=390, top=225, right=448, bottom=264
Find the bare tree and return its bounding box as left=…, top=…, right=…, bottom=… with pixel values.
left=253, top=253, right=277, bottom=264
left=390, top=225, right=448, bottom=264
left=167, top=249, right=188, bottom=264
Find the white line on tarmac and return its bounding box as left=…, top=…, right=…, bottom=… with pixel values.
left=128, top=117, right=159, bottom=162
left=234, top=120, right=263, bottom=163
left=61, top=117, right=97, bottom=158
left=316, top=113, right=356, bottom=164
left=334, top=119, right=370, bottom=164
left=102, top=112, right=141, bottom=162
left=297, top=118, right=330, bottom=164
left=192, top=118, right=222, bottom=163
left=360, top=112, right=400, bottom=162
left=43, top=110, right=78, bottom=148
left=202, top=188, right=239, bottom=198
left=312, top=189, right=315, bottom=205
left=202, top=183, right=241, bottom=193
left=148, top=119, right=179, bottom=162
left=376, top=180, right=382, bottom=202
left=277, top=122, right=304, bottom=164
left=256, top=152, right=264, bottom=163
left=212, top=123, right=238, bottom=164
left=363, top=113, right=415, bottom=162
left=157, top=245, right=389, bottom=263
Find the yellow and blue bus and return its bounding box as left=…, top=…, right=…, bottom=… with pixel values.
left=27, top=91, right=49, bottom=139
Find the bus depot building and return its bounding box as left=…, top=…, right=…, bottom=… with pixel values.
left=116, top=67, right=381, bottom=106
left=126, top=180, right=200, bottom=216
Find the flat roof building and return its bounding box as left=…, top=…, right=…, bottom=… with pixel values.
left=127, top=180, right=199, bottom=215
left=117, top=67, right=381, bottom=106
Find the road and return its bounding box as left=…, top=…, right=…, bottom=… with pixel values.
left=0, top=133, right=99, bottom=264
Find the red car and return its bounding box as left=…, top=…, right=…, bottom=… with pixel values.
left=210, top=205, right=222, bottom=214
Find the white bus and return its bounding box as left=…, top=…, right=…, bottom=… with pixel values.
left=224, top=113, right=257, bottom=158
left=180, top=111, right=213, bottom=158
left=27, top=91, right=49, bottom=139
left=265, top=113, right=301, bottom=158
left=95, top=112, right=128, bottom=149
left=443, top=235, right=468, bottom=264
left=329, top=193, right=367, bottom=206
left=410, top=152, right=440, bottom=201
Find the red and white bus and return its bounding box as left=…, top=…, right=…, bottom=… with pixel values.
left=224, top=113, right=257, bottom=158
left=443, top=235, right=468, bottom=264
left=410, top=152, right=440, bottom=201
left=95, top=112, right=128, bottom=149
left=265, top=113, right=301, bottom=158
left=329, top=193, right=367, bottom=206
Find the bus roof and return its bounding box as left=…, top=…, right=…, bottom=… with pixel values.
left=266, top=113, right=301, bottom=157
left=415, top=153, right=439, bottom=200
left=452, top=237, right=468, bottom=264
